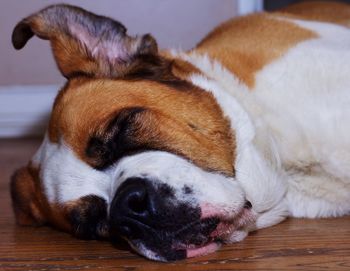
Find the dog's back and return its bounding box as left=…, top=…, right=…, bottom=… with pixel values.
left=278, top=1, right=350, bottom=26
left=194, top=1, right=350, bottom=88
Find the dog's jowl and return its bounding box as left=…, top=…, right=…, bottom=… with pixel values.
left=10, top=2, right=350, bottom=261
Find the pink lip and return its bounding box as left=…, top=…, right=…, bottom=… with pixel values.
left=186, top=242, right=221, bottom=258
left=173, top=204, right=256, bottom=259
left=183, top=205, right=256, bottom=259
left=200, top=203, right=257, bottom=240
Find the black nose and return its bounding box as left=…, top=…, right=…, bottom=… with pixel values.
left=110, top=178, right=185, bottom=238
left=109, top=178, right=150, bottom=238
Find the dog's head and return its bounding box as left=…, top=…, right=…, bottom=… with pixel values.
left=10, top=4, right=255, bottom=261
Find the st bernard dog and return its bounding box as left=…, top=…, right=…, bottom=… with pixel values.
left=10, top=1, right=350, bottom=261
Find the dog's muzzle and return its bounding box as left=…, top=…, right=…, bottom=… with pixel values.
left=109, top=177, right=253, bottom=261
left=109, top=177, right=223, bottom=261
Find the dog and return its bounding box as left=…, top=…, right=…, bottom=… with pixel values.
left=10, top=1, right=350, bottom=261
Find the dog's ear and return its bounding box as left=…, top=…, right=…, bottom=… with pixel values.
left=10, top=166, right=46, bottom=226
left=12, top=4, right=158, bottom=79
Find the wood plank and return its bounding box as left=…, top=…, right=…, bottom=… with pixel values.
left=0, top=138, right=349, bottom=270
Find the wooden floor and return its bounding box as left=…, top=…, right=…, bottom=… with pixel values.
left=0, top=138, right=349, bottom=271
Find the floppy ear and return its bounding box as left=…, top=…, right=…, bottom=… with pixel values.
left=12, top=4, right=158, bottom=78
left=10, top=166, right=46, bottom=226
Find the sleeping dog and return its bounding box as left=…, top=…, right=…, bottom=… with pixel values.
left=11, top=1, right=350, bottom=261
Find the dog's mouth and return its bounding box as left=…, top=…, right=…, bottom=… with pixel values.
left=122, top=206, right=256, bottom=261
left=180, top=206, right=256, bottom=259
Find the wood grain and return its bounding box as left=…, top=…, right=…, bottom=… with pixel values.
left=0, top=138, right=349, bottom=271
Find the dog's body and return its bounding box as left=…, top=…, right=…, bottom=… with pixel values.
left=11, top=1, right=350, bottom=261
left=191, top=1, right=350, bottom=220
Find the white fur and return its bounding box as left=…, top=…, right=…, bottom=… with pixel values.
left=172, top=51, right=289, bottom=229
left=32, top=135, right=112, bottom=205
left=174, top=16, right=350, bottom=225
left=253, top=17, right=350, bottom=217
left=108, top=151, right=246, bottom=216
left=33, top=136, right=247, bottom=220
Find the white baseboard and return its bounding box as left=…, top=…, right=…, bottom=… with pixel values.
left=0, top=85, right=60, bottom=138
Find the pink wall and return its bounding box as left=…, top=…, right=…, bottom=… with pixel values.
left=0, top=0, right=238, bottom=85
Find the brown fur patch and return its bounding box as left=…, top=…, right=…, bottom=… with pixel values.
left=10, top=164, right=74, bottom=232
left=277, top=1, right=350, bottom=27
left=49, top=78, right=235, bottom=176
left=195, top=13, right=317, bottom=88
left=10, top=166, right=46, bottom=226
left=161, top=51, right=203, bottom=80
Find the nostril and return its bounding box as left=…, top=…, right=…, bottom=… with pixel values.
left=109, top=178, right=157, bottom=240
left=244, top=200, right=252, bottom=209
left=127, top=190, right=148, bottom=215
left=118, top=225, right=132, bottom=236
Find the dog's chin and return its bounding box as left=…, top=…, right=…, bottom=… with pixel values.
left=130, top=240, right=222, bottom=262
left=126, top=233, right=222, bottom=261
left=126, top=207, right=256, bottom=261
